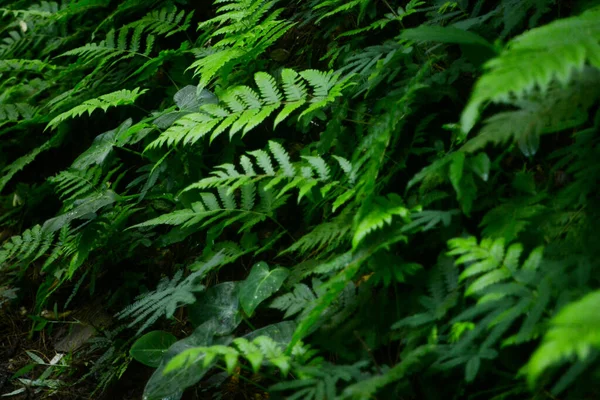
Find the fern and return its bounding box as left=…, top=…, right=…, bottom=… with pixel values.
left=312, top=0, right=371, bottom=23
left=124, top=6, right=194, bottom=37
left=164, top=335, right=310, bottom=377
left=439, top=237, right=554, bottom=377
left=270, top=361, right=369, bottom=400
left=0, top=136, right=59, bottom=193
left=393, top=260, right=459, bottom=329
left=190, top=0, right=292, bottom=90
left=526, top=290, right=600, bottom=386
left=46, top=88, right=147, bottom=130
left=281, top=211, right=353, bottom=256
left=0, top=224, right=55, bottom=270
left=148, top=69, right=351, bottom=148
left=0, top=102, right=36, bottom=121
left=183, top=140, right=355, bottom=208
left=49, top=166, right=120, bottom=206
left=60, top=26, right=154, bottom=63
left=117, top=252, right=225, bottom=335
left=270, top=282, right=317, bottom=319
left=131, top=182, right=289, bottom=247
left=0, top=59, right=56, bottom=73
left=352, top=194, right=411, bottom=249
left=448, top=237, right=544, bottom=298
left=462, top=68, right=600, bottom=154
left=461, top=6, right=600, bottom=133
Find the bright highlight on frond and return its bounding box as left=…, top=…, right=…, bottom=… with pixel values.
left=148, top=69, right=351, bottom=148
left=461, top=6, right=600, bottom=133
left=46, top=88, right=147, bottom=130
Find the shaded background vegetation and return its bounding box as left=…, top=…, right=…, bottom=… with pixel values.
left=0, top=0, right=599, bottom=399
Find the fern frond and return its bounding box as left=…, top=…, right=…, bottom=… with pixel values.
left=0, top=225, right=55, bottom=270
left=282, top=211, right=353, bottom=256
left=48, top=166, right=118, bottom=205
left=0, top=103, right=36, bottom=121
left=189, top=0, right=292, bottom=90
left=131, top=182, right=288, bottom=247
left=124, top=6, right=194, bottom=37
left=526, top=290, right=600, bottom=386
left=313, top=0, right=369, bottom=23
left=117, top=253, right=225, bottom=334
left=462, top=7, right=600, bottom=133
left=60, top=26, right=155, bottom=66
left=183, top=141, right=355, bottom=208
left=148, top=70, right=348, bottom=147
left=352, top=194, right=411, bottom=249
left=462, top=68, right=600, bottom=154
left=46, top=88, right=147, bottom=130
left=270, top=283, right=317, bottom=319
left=0, top=59, right=56, bottom=73
left=0, top=136, right=58, bottom=193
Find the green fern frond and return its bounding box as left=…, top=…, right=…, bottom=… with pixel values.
left=131, top=183, right=288, bottom=245
left=448, top=237, right=544, bottom=297
left=281, top=211, right=353, bottom=256
left=0, top=136, right=59, bottom=193
left=182, top=140, right=355, bottom=207
left=0, top=59, right=56, bottom=73
left=49, top=166, right=119, bottom=206
left=117, top=253, right=225, bottom=334
left=0, top=103, right=36, bottom=121
left=480, top=196, right=547, bottom=242
left=148, top=69, right=348, bottom=147
left=164, top=334, right=308, bottom=377
left=0, top=224, right=55, bottom=270
left=526, top=290, right=600, bottom=386
left=0, top=30, right=29, bottom=58
left=352, top=194, right=411, bottom=249
left=270, top=283, right=317, bottom=319
left=46, top=88, right=147, bottom=130
left=124, top=6, right=194, bottom=37
left=313, top=0, right=370, bottom=23
left=189, top=0, right=292, bottom=90
left=462, top=68, right=600, bottom=154
left=60, top=26, right=155, bottom=66
left=0, top=4, right=54, bottom=19
left=462, top=7, right=600, bottom=133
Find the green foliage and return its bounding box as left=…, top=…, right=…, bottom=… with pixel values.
left=239, top=261, right=288, bottom=316
left=117, top=252, right=224, bottom=335
left=462, top=6, right=600, bottom=134
left=148, top=69, right=352, bottom=147
left=0, top=224, right=54, bottom=270
left=526, top=290, right=600, bottom=385
left=130, top=330, right=177, bottom=367
left=46, top=88, right=147, bottom=130
left=1, top=0, right=599, bottom=399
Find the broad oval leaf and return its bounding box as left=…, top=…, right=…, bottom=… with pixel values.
left=188, top=281, right=242, bottom=335
left=130, top=330, right=177, bottom=368
left=239, top=262, right=289, bottom=316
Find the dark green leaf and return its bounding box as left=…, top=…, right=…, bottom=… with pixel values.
left=130, top=330, right=177, bottom=367
left=239, top=262, right=289, bottom=316
left=188, top=282, right=242, bottom=335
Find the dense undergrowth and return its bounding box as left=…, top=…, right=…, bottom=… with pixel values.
left=1, top=0, right=599, bottom=399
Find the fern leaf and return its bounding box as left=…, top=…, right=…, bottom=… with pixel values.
left=46, top=88, right=147, bottom=130
left=461, top=7, right=600, bottom=133
left=526, top=290, right=600, bottom=386
left=352, top=194, right=411, bottom=249
left=255, top=71, right=282, bottom=104
left=269, top=141, right=295, bottom=177
left=117, top=253, right=225, bottom=334
left=0, top=103, right=36, bottom=121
